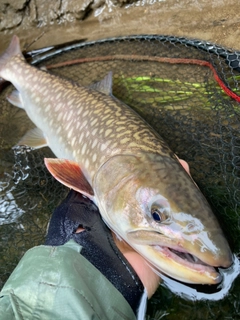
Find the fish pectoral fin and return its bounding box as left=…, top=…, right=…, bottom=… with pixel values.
left=7, top=90, right=24, bottom=108
left=90, top=71, right=113, bottom=95
left=17, top=127, right=48, bottom=148
left=44, top=158, right=94, bottom=199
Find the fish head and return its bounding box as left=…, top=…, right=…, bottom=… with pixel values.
left=94, top=153, right=233, bottom=284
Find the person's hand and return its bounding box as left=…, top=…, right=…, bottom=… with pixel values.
left=45, top=190, right=146, bottom=315
left=112, top=233, right=160, bottom=298
left=45, top=158, right=192, bottom=310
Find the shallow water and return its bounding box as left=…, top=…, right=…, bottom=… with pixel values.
left=0, top=0, right=240, bottom=50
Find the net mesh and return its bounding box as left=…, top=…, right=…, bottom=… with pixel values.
left=0, top=35, right=240, bottom=318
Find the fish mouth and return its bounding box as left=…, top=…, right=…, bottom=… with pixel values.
left=154, top=245, right=217, bottom=273
left=127, top=230, right=222, bottom=283
left=151, top=244, right=222, bottom=284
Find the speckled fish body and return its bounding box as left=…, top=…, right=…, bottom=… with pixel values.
left=0, top=36, right=233, bottom=284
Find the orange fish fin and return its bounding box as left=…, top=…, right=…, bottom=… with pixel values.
left=44, top=158, right=94, bottom=199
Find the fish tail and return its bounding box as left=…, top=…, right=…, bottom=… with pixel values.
left=0, top=36, right=23, bottom=75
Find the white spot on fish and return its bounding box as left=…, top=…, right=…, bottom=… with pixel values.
left=55, top=103, right=63, bottom=111
left=120, top=137, right=131, bottom=144
left=79, top=132, right=84, bottom=143
left=92, top=128, right=98, bottom=136
left=45, top=79, right=52, bottom=84
left=111, top=142, right=118, bottom=149
left=116, top=127, right=125, bottom=132
left=65, top=121, right=72, bottom=130
left=71, top=136, right=76, bottom=146
left=92, top=139, right=98, bottom=149
left=67, top=127, right=73, bottom=138
left=91, top=118, right=98, bottom=126
left=77, top=107, right=83, bottom=115
left=83, top=110, right=89, bottom=117
left=101, top=144, right=107, bottom=152
left=56, top=92, right=62, bottom=100
left=92, top=153, right=97, bottom=163
left=105, top=129, right=112, bottom=137
left=106, top=119, right=114, bottom=125
left=67, top=99, right=74, bottom=106
left=85, top=158, right=89, bottom=168
left=82, top=119, right=88, bottom=128
left=56, top=127, right=61, bottom=134
left=52, top=83, right=59, bottom=88
left=67, top=111, right=73, bottom=121
left=82, top=143, right=87, bottom=155
left=45, top=105, right=51, bottom=112
left=57, top=112, right=63, bottom=121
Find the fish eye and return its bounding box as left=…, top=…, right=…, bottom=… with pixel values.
left=151, top=206, right=167, bottom=223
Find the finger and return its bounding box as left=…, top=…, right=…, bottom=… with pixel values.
left=75, top=227, right=85, bottom=233
left=178, top=157, right=199, bottom=188
left=112, top=232, right=160, bottom=298
left=178, top=158, right=190, bottom=175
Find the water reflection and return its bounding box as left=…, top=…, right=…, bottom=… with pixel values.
left=125, top=0, right=166, bottom=8
left=160, top=255, right=240, bottom=301
left=0, top=147, right=32, bottom=225
left=0, top=185, right=25, bottom=225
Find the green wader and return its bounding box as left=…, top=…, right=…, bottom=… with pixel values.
left=0, top=240, right=136, bottom=320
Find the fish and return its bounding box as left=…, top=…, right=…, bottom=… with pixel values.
left=0, top=35, right=233, bottom=285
